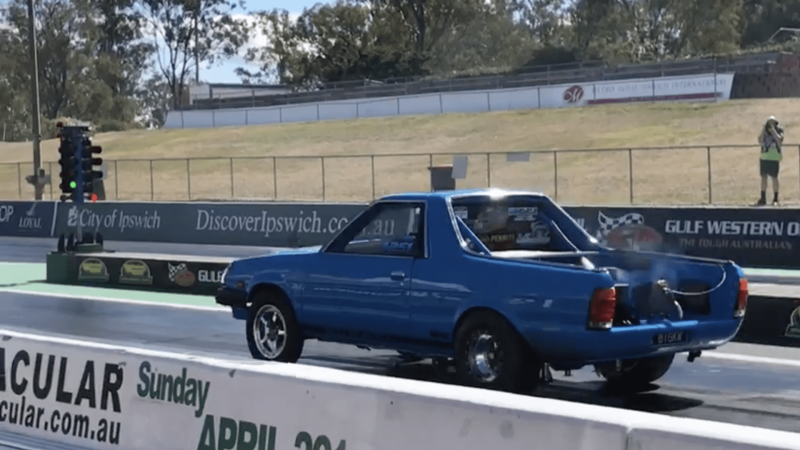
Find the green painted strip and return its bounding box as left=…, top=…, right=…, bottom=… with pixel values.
left=1, top=262, right=799, bottom=311
left=0, top=262, right=219, bottom=308
left=743, top=268, right=800, bottom=277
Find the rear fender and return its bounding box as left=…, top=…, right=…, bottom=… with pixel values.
left=451, top=263, right=614, bottom=348
left=593, top=250, right=742, bottom=321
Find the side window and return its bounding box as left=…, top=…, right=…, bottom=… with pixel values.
left=327, top=203, right=424, bottom=257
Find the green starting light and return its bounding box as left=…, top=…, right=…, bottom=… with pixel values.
left=69, top=181, right=76, bottom=189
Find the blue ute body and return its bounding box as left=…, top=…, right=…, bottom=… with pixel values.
left=216, top=189, right=746, bottom=370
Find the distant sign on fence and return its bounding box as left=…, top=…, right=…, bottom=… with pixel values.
left=164, top=73, right=735, bottom=129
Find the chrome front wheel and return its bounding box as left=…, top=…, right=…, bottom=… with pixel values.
left=246, top=292, right=304, bottom=363
left=252, top=304, right=287, bottom=359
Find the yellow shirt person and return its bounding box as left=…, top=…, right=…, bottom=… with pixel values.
left=757, top=116, right=783, bottom=206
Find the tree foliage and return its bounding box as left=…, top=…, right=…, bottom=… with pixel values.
left=141, top=0, right=251, bottom=107
left=1, top=0, right=800, bottom=140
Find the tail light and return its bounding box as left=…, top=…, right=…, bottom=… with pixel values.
left=734, top=278, right=748, bottom=318
left=588, top=287, right=616, bottom=330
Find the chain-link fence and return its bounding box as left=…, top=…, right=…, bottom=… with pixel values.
left=2, top=145, right=798, bottom=205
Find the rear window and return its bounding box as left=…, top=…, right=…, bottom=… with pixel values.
left=451, top=195, right=575, bottom=252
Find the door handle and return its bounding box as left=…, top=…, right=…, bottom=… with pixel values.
left=390, top=271, right=405, bottom=281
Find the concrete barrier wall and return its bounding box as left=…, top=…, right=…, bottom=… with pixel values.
left=164, top=73, right=736, bottom=129
left=0, top=329, right=798, bottom=450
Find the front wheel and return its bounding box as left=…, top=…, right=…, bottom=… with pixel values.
left=595, top=353, right=675, bottom=387
left=246, top=292, right=304, bottom=362
left=454, top=311, right=540, bottom=393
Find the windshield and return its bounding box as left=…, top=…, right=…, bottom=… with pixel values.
left=450, top=194, right=597, bottom=252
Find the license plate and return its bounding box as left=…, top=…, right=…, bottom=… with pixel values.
left=652, top=331, right=687, bottom=346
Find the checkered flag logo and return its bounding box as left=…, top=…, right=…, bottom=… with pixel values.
left=168, top=263, right=187, bottom=282
left=596, top=211, right=645, bottom=243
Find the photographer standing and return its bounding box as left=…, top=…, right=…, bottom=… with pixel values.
left=757, top=116, right=784, bottom=206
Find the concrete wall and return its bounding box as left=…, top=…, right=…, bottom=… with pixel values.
left=165, top=73, right=735, bottom=129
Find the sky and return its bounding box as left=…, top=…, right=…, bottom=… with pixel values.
left=202, top=0, right=326, bottom=84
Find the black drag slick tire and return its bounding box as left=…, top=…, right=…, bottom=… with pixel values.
left=246, top=291, right=304, bottom=363
left=454, top=311, right=540, bottom=394
left=596, top=353, right=675, bottom=387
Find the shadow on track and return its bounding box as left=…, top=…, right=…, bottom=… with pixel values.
left=370, top=357, right=706, bottom=414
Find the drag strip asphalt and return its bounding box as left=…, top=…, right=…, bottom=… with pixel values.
left=0, top=237, right=282, bottom=263
left=5, top=237, right=800, bottom=433
left=3, top=291, right=800, bottom=433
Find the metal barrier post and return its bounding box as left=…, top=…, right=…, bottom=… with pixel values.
left=321, top=157, right=326, bottom=201
left=707, top=146, right=712, bottom=204
left=370, top=155, right=375, bottom=200
left=230, top=158, right=235, bottom=198
left=150, top=160, right=154, bottom=201
left=553, top=151, right=558, bottom=201
left=486, top=153, right=491, bottom=187
left=114, top=161, right=119, bottom=199
left=628, top=149, right=633, bottom=204
left=428, top=154, right=433, bottom=192
left=273, top=157, right=278, bottom=199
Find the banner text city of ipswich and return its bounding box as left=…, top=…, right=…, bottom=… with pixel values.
left=67, top=205, right=161, bottom=234
left=0, top=347, right=124, bottom=445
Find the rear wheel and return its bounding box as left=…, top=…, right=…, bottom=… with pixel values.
left=596, top=353, right=675, bottom=386
left=246, top=291, right=304, bottom=363
left=454, top=311, right=540, bottom=394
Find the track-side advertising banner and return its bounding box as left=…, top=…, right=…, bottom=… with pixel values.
left=72, top=254, right=231, bottom=296
left=0, top=201, right=56, bottom=238
left=2, top=329, right=799, bottom=450
left=2, top=200, right=800, bottom=269
left=562, top=206, right=800, bottom=270
left=0, top=336, right=126, bottom=449
left=53, top=201, right=370, bottom=248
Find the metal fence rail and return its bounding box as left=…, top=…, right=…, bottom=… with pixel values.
left=2, top=144, right=798, bottom=205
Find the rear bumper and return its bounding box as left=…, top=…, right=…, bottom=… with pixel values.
left=527, top=318, right=743, bottom=365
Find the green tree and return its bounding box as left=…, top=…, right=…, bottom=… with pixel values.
left=241, top=2, right=428, bottom=86
left=741, top=0, right=800, bottom=47
left=669, top=0, right=742, bottom=57
left=91, top=0, right=153, bottom=127
left=430, top=0, right=537, bottom=74
left=515, top=0, right=568, bottom=47
left=141, top=0, right=251, bottom=108
left=568, top=0, right=743, bottom=62
left=3, top=0, right=102, bottom=121
left=0, top=23, right=29, bottom=141
left=136, top=73, right=172, bottom=127
left=568, top=0, right=633, bottom=61
left=365, top=0, right=472, bottom=56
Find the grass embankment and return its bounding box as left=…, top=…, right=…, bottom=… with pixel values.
left=1, top=98, right=798, bottom=204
